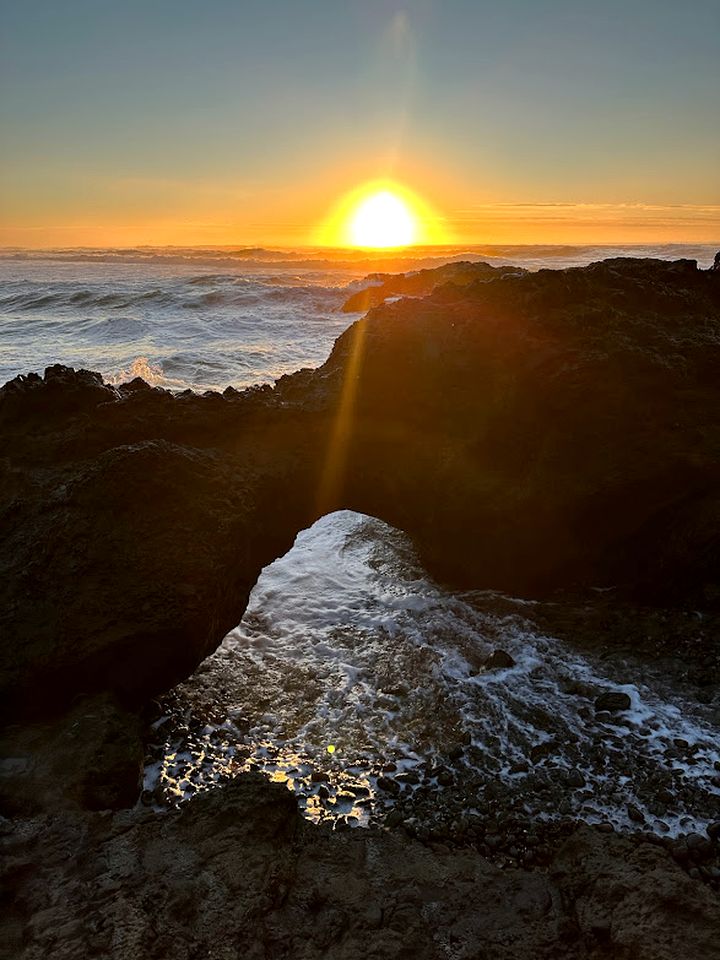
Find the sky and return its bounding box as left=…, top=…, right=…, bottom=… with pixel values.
left=1, top=0, right=718, bottom=247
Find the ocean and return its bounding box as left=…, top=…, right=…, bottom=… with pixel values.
left=4, top=243, right=719, bottom=838
left=1, top=243, right=717, bottom=391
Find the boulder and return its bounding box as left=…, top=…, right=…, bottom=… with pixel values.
left=595, top=692, right=632, bottom=713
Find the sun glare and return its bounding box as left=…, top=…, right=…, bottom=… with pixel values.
left=349, top=190, right=416, bottom=248
left=315, top=180, right=447, bottom=248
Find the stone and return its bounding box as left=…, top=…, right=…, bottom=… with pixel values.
left=486, top=650, right=516, bottom=669
left=706, top=821, right=720, bottom=842
left=595, top=692, right=632, bottom=713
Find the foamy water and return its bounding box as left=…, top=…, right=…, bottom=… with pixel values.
left=145, top=511, right=720, bottom=838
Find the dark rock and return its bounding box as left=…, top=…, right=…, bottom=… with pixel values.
left=485, top=650, right=516, bottom=670
left=706, top=821, right=720, bottom=842
left=340, top=261, right=525, bottom=312
left=0, top=694, right=142, bottom=814
left=566, top=769, right=586, bottom=789
left=687, top=833, right=715, bottom=863
left=384, top=809, right=404, bottom=829
left=376, top=776, right=399, bottom=794
left=595, top=692, right=632, bottom=713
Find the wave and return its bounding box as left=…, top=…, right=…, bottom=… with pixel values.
left=0, top=282, right=344, bottom=314
left=3, top=243, right=718, bottom=271
left=104, top=356, right=189, bottom=390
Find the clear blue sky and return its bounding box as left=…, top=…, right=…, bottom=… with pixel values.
left=1, top=0, right=718, bottom=245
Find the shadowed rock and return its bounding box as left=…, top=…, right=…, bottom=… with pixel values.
left=2, top=773, right=718, bottom=960
left=341, top=259, right=525, bottom=312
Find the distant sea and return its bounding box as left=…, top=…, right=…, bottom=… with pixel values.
left=1, top=244, right=717, bottom=391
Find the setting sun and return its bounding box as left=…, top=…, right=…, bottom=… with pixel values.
left=316, top=180, right=447, bottom=248
left=349, top=190, right=416, bottom=248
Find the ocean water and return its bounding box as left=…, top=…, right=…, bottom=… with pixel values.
left=4, top=244, right=718, bottom=836
left=1, top=243, right=717, bottom=391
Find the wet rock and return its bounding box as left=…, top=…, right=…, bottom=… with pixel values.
left=595, top=692, right=632, bottom=713
left=687, top=833, right=715, bottom=864
left=706, top=821, right=720, bottom=842
left=485, top=650, right=516, bottom=670
left=566, top=769, right=586, bottom=789
left=384, top=809, right=404, bottom=829
left=395, top=771, right=420, bottom=785
left=627, top=804, right=645, bottom=824
left=376, top=776, right=399, bottom=794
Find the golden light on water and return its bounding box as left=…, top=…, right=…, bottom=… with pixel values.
left=315, top=180, right=447, bottom=248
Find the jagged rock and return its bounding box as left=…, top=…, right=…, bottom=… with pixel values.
left=341, top=260, right=525, bottom=312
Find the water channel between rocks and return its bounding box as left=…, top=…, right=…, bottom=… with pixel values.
left=143, top=510, right=720, bottom=839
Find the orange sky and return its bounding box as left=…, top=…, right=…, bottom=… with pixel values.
left=1, top=2, right=718, bottom=249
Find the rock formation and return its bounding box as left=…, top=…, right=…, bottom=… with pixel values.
left=2, top=255, right=720, bottom=957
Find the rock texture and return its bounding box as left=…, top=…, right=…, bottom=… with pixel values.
left=2, top=773, right=718, bottom=960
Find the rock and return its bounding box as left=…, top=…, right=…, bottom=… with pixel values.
left=384, top=809, right=404, bottom=829
left=687, top=833, right=715, bottom=864
left=566, top=769, right=586, bottom=789
left=627, top=804, right=645, bottom=824
left=595, top=692, right=632, bottom=713
left=485, top=650, right=516, bottom=669
left=376, top=776, right=399, bottom=794
left=340, top=261, right=524, bottom=312
left=0, top=694, right=142, bottom=814
left=706, top=821, right=720, bottom=842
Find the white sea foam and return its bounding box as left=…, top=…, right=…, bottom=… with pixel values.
left=146, top=510, right=720, bottom=837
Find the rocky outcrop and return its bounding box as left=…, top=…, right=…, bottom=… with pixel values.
left=341, top=259, right=525, bottom=312
left=2, top=773, right=718, bottom=960
left=2, top=257, right=720, bottom=723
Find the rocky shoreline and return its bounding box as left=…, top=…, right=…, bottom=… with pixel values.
left=2, top=255, right=720, bottom=957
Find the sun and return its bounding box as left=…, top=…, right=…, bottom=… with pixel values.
left=349, top=190, right=416, bottom=248
left=315, top=180, right=447, bottom=248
